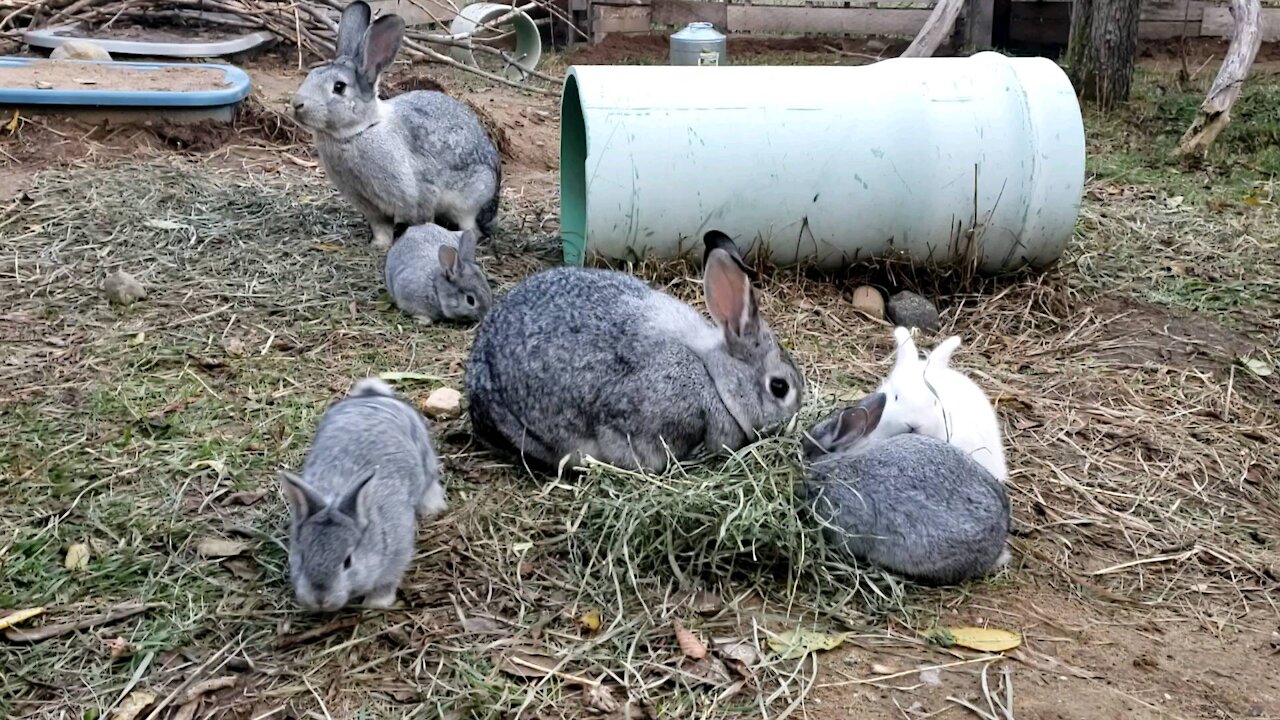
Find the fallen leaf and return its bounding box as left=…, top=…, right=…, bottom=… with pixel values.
left=180, top=676, right=237, bottom=704
left=683, top=588, right=724, bottom=615
left=111, top=690, right=157, bottom=720
left=1239, top=357, right=1273, bottom=378
left=927, top=626, right=1022, bottom=653
left=35, top=81, right=52, bottom=89
left=682, top=655, right=733, bottom=686
left=4, top=603, right=156, bottom=643
left=103, top=636, right=135, bottom=660
left=1165, top=195, right=1184, bottom=209
left=495, top=648, right=557, bottom=679
left=129, top=332, right=146, bottom=345
left=869, top=662, right=898, bottom=675
left=673, top=619, right=707, bottom=659
left=4, top=109, right=18, bottom=133
left=223, top=337, right=247, bottom=357
left=461, top=615, right=503, bottom=633
left=196, top=538, right=248, bottom=558
left=0, top=607, right=44, bottom=631
left=1244, top=464, right=1266, bottom=486
left=223, top=558, right=260, bottom=581
left=713, top=637, right=759, bottom=667
left=578, top=609, right=602, bottom=633
left=584, top=683, right=620, bottom=713
left=145, top=219, right=191, bottom=231
left=918, top=665, right=943, bottom=686
left=65, top=543, right=90, bottom=571
left=315, top=242, right=343, bottom=252
left=223, top=489, right=268, bottom=506
left=767, top=627, right=849, bottom=660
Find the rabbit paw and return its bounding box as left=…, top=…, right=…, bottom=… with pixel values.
left=363, top=587, right=397, bottom=609
left=413, top=315, right=434, bottom=326
left=371, top=223, right=394, bottom=251
left=417, top=482, right=449, bottom=519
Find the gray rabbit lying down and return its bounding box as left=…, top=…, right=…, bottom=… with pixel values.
left=292, top=1, right=501, bottom=250
left=279, top=378, right=447, bottom=611
left=466, top=234, right=804, bottom=473
left=385, top=224, right=491, bottom=324
left=802, top=392, right=1011, bottom=586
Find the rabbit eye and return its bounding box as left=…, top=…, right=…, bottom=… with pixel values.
left=466, top=295, right=476, bottom=307
left=343, top=555, right=352, bottom=570
left=768, top=377, right=789, bottom=399
left=333, top=81, right=347, bottom=96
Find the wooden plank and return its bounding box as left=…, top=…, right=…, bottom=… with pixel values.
left=725, top=5, right=933, bottom=35
left=593, top=0, right=653, bottom=6
left=1202, top=6, right=1280, bottom=40
left=966, top=0, right=996, bottom=47
left=1140, top=0, right=1204, bottom=22
left=653, top=0, right=729, bottom=27
left=367, top=0, right=456, bottom=27
left=593, top=4, right=653, bottom=42
left=1008, top=2, right=1202, bottom=43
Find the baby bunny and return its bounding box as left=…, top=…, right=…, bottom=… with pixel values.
left=868, top=328, right=1008, bottom=482
left=279, top=378, right=447, bottom=612
left=802, top=392, right=1011, bottom=585
left=385, top=224, right=491, bottom=324
left=466, top=233, right=804, bottom=473
left=292, top=1, right=501, bottom=250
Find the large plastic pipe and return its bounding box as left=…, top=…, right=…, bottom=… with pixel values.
left=559, top=53, right=1085, bottom=273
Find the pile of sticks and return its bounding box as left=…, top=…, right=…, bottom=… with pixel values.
left=0, top=0, right=578, bottom=89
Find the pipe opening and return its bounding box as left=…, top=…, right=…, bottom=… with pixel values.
left=559, top=73, right=587, bottom=265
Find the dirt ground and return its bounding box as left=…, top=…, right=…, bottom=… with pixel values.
left=2, top=35, right=1279, bottom=720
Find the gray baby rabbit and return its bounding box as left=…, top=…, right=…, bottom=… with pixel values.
left=802, top=392, right=1011, bottom=585
left=279, top=378, right=447, bottom=612
left=466, top=234, right=804, bottom=473
left=292, top=1, right=501, bottom=250
left=385, top=224, right=491, bottom=324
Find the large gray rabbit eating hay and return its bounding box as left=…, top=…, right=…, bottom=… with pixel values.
left=465, top=233, right=805, bottom=474
left=292, top=0, right=502, bottom=250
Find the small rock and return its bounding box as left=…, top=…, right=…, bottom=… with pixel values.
left=51, top=40, right=113, bottom=62
left=864, top=39, right=888, bottom=52
left=886, top=290, right=939, bottom=332
left=104, top=270, right=146, bottom=306
left=422, top=387, right=462, bottom=419
left=850, top=285, right=885, bottom=320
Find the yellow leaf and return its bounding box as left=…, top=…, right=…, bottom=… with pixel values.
left=4, top=109, right=18, bottom=133
left=0, top=607, right=45, bottom=631
left=928, top=626, right=1022, bottom=653
left=316, top=242, right=343, bottom=252
left=111, top=689, right=157, bottom=720
left=65, top=543, right=90, bottom=571
left=673, top=619, right=707, bottom=659
left=766, top=628, right=849, bottom=660
left=578, top=609, right=602, bottom=633
left=196, top=538, right=249, bottom=558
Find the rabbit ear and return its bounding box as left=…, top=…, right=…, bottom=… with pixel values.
left=438, top=245, right=460, bottom=278
left=359, top=14, right=405, bottom=87
left=457, top=229, right=479, bottom=262
left=702, top=230, right=755, bottom=278
left=829, top=392, right=887, bottom=451
left=705, top=247, right=759, bottom=340
left=279, top=470, right=326, bottom=520
left=928, top=336, right=962, bottom=368
left=336, top=469, right=378, bottom=527
left=892, top=327, right=921, bottom=373
left=335, top=1, right=372, bottom=59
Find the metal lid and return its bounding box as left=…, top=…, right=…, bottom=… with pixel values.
left=671, top=21, right=724, bottom=41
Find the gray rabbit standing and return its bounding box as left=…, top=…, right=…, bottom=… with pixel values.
left=466, top=233, right=804, bottom=473
left=292, top=1, right=501, bottom=250
left=279, top=378, right=447, bottom=611
left=802, top=392, right=1011, bottom=585
left=385, top=224, right=491, bottom=324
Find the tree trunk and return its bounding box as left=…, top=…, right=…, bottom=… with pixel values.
left=1066, top=0, right=1141, bottom=110
left=1174, top=0, right=1263, bottom=158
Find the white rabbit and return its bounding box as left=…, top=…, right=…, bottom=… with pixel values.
left=867, top=327, right=1008, bottom=482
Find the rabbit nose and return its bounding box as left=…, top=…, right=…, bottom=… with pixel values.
left=291, top=96, right=305, bottom=112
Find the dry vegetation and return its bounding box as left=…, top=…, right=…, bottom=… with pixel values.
left=1, top=43, right=1279, bottom=720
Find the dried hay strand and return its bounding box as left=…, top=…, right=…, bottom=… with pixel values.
left=565, top=429, right=905, bottom=620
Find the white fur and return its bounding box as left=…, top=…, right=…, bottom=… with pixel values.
left=868, top=328, right=1008, bottom=482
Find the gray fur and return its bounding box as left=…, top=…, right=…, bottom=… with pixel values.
left=292, top=1, right=501, bottom=250
left=466, top=242, right=804, bottom=473
left=279, top=377, right=447, bottom=611
left=385, top=224, right=491, bottom=324
left=802, top=393, right=1011, bottom=586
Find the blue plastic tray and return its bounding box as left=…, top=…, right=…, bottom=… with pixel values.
left=0, top=56, right=251, bottom=107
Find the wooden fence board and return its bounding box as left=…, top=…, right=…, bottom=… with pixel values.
left=725, top=5, right=932, bottom=35
left=1202, top=6, right=1280, bottom=40
left=653, top=0, right=729, bottom=26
